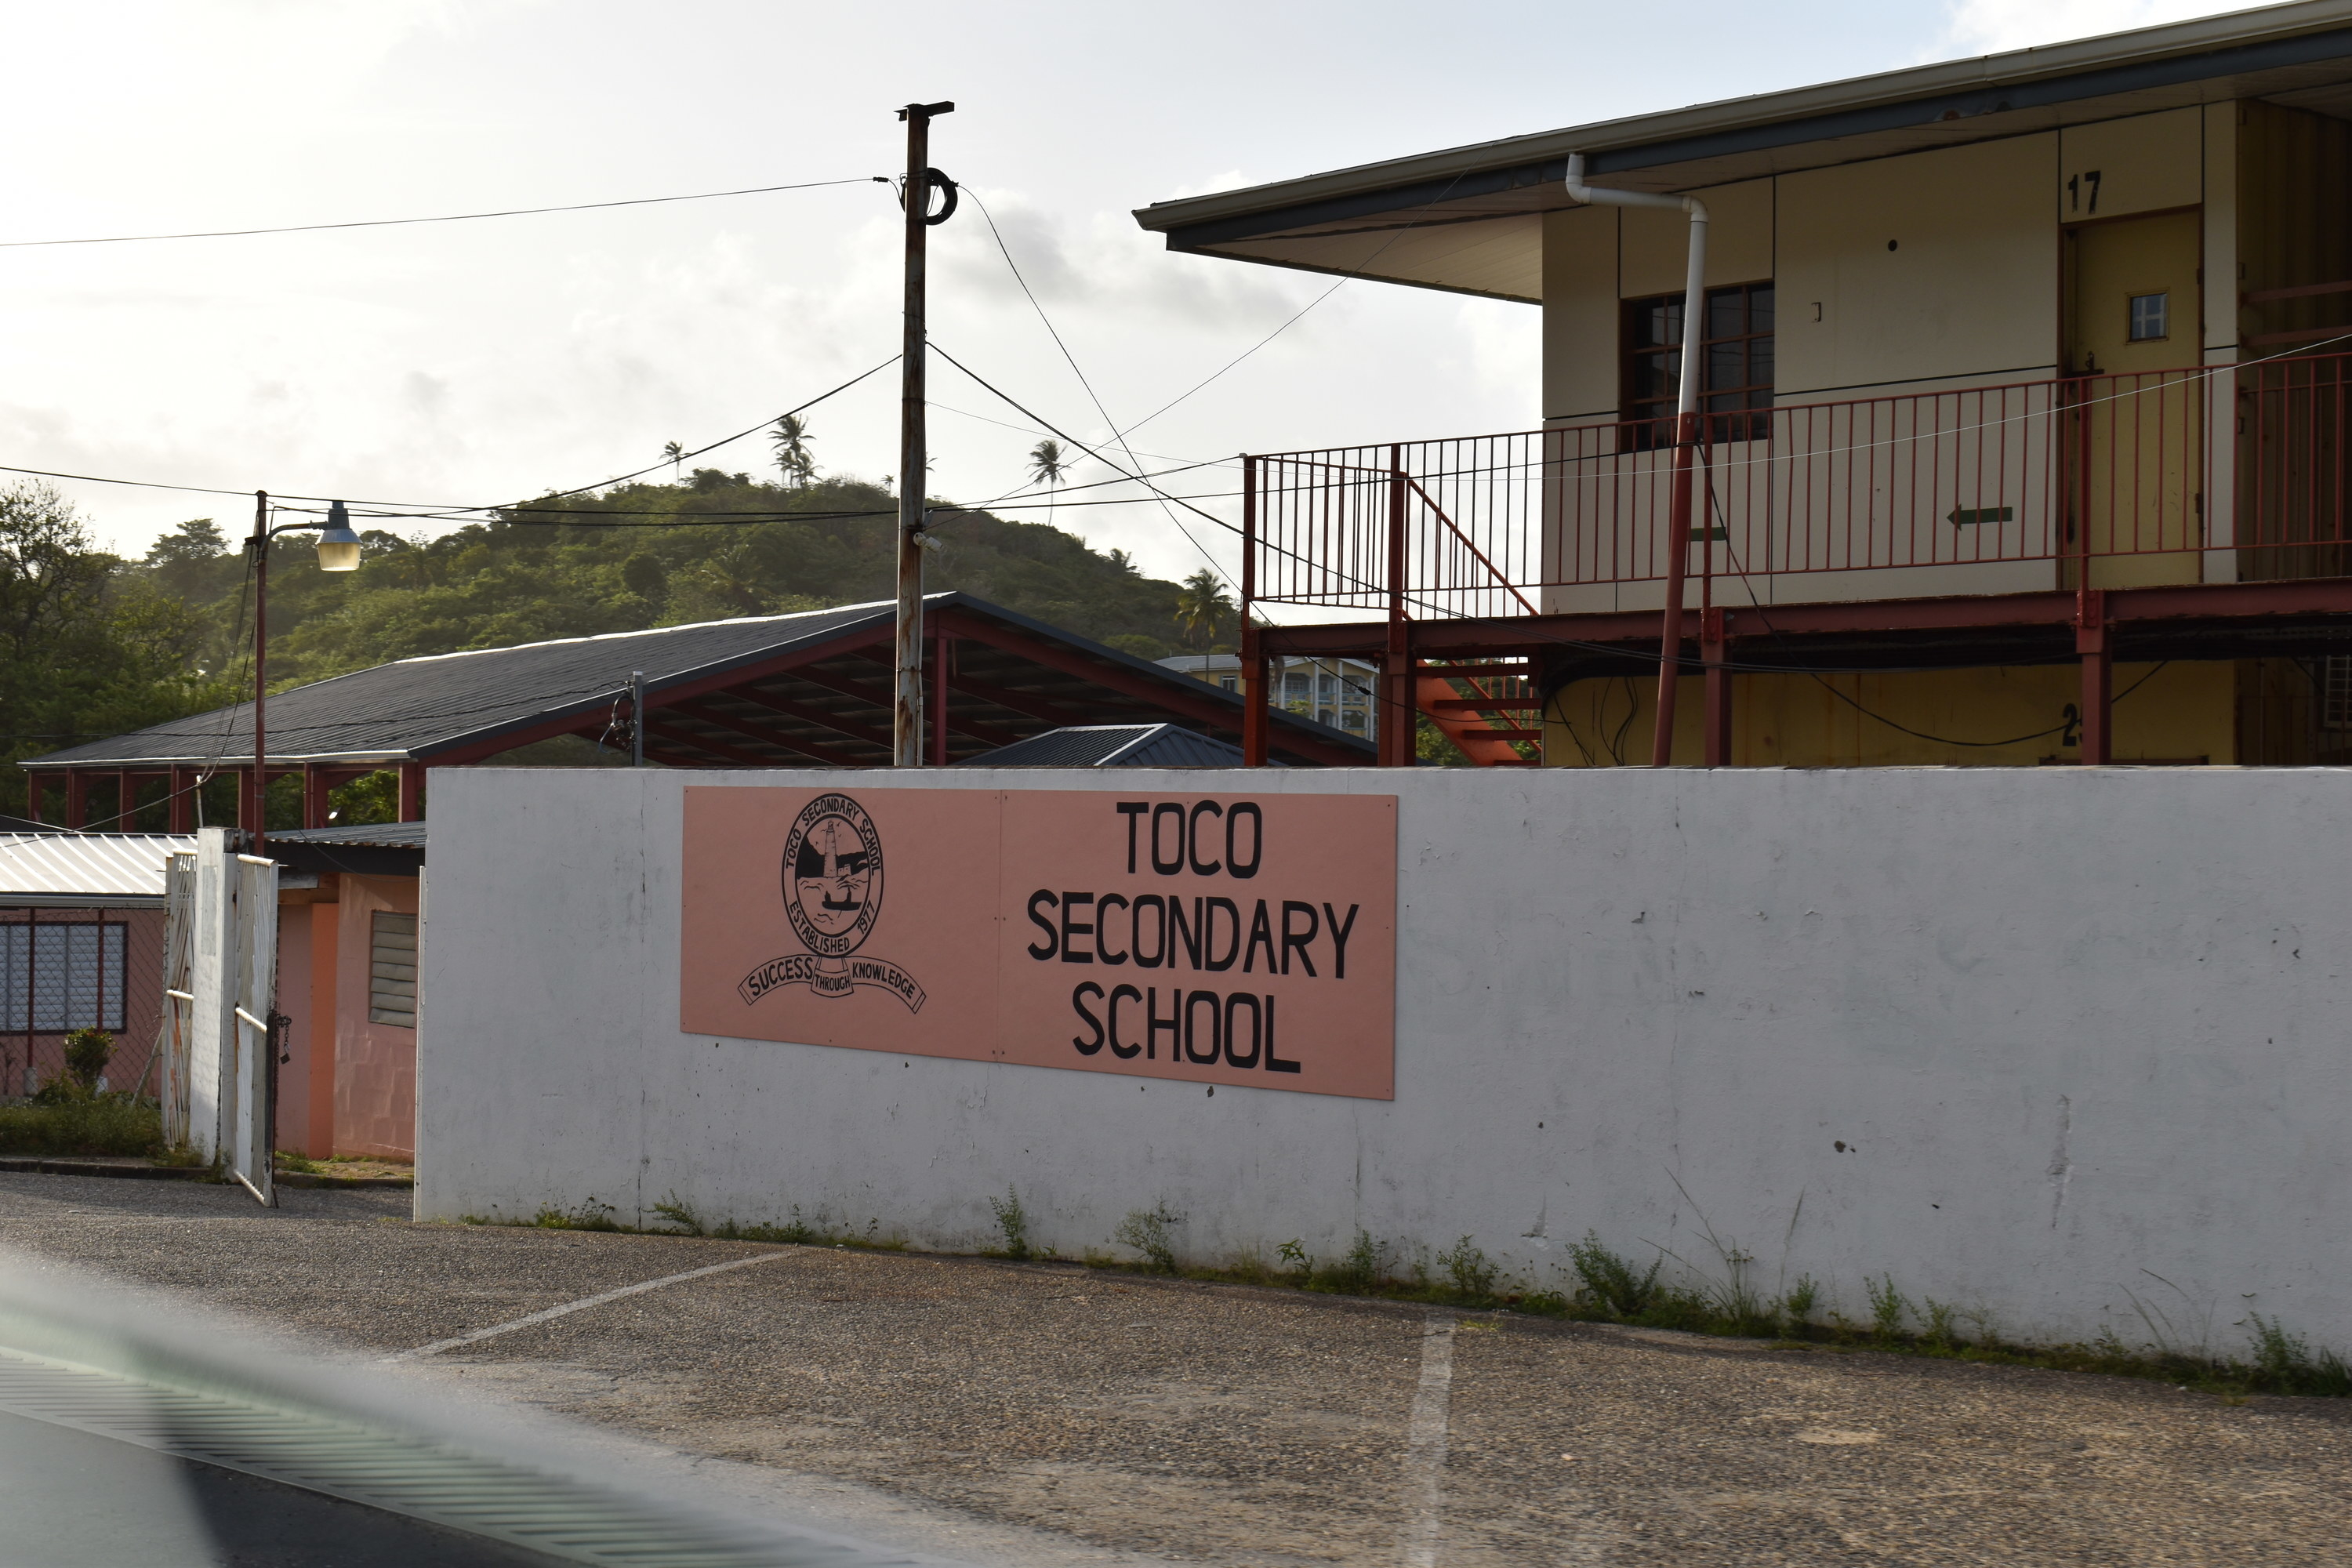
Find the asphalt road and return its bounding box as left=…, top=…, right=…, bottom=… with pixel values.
left=1, top=1173, right=2346, bottom=1566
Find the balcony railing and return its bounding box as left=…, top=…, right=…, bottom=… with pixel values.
left=1244, top=353, right=2352, bottom=621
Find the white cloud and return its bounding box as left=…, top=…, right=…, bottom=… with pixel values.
left=1938, top=0, right=2255, bottom=56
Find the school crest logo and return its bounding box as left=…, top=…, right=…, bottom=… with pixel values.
left=736, top=793, right=926, bottom=1011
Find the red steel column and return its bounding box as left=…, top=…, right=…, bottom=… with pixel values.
left=1382, top=445, right=1411, bottom=767
left=168, top=767, right=194, bottom=833
left=114, top=769, right=133, bottom=831
left=1650, top=421, right=1699, bottom=767
left=1702, top=607, right=1733, bottom=767
left=930, top=628, right=950, bottom=767
left=397, top=764, right=424, bottom=823
left=303, top=764, right=329, bottom=829
left=1240, top=626, right=1270, bottom=768
left=2077, top=588, right=2112, bottom=764
left=1240, top=456, right=1269, bottom=767
left=64, top=771, right=87, bottom=829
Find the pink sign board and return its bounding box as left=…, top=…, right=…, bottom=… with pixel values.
left=680, top=786, right=1396, bottom=1098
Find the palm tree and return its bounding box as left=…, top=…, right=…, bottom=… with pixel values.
left=662, top=441, right=684, bottom=481
left=769, top=415, right=815, bottom=489
left=1175, top=568, right=1233, bottom=651
left=1027, top=439, right=1068, bottom=530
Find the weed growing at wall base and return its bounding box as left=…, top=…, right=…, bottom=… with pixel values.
left=465, top=1200, right=910, bottom=1252
left=988, top=1186, right=1033, bottom=1260
left=1065, top=1228, right=2352, bottom=1401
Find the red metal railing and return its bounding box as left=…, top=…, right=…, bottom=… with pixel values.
left=1247, top=354, right=2352, bottom=619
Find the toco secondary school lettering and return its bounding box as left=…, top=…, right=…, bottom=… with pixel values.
left=1029, top=800, right=1361, bottom=1074
left=680, top=786, right=1396, bottom=1098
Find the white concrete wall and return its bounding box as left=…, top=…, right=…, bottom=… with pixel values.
left=420, top=766, right=2352, bottom=1353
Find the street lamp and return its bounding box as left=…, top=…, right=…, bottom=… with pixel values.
left=246, top=492, right=361, bottom=853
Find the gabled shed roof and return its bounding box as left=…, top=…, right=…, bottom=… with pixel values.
left=960, top=723, right=1251, bottom=768
left=26, top=593, right=1371, bottom=773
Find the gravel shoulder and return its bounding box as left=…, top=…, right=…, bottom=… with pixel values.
left=1, top=1172, right=2346, bottom=1566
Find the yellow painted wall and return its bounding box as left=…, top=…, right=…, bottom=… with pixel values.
left=1777, top=134, right=2060, bottom=396
left=2058, top=108, right=2203, bottom=222
left=1618, top=177, right=1774, bottom=297
left=1541, top=204, right=1620, bottom=422
left=1545, top=660, right=2236, bottom=768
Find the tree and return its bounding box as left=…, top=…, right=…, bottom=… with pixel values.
left=662, top=441, right=684, bottom=479
left=142, top=518, right=241, bottom=607
left=1174, top=568, right=1233, bottom=651
left=0, top=483, right=231, bottom=819
left=1028, top=440, right=1069, bottom=529
left=768, top=415, right=815, bottom=489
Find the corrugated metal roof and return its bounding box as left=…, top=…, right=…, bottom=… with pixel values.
left=267, top=822, right=428, bottom=849
left=963, top=724, right=1251, bottom=768
left=0, top=833, right=193, bottom=903
left=26, top=592, right=1374, bottom=772
left=28, top=600, right=896, bottom=769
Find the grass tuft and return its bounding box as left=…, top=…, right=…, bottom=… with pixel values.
left=1113, top=1203, right=1182, bottom=1272
left=987, top=1186, right=1033, bottom=1260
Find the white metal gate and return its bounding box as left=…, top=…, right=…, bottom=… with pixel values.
left=160, top=831, right=277, bottom=1206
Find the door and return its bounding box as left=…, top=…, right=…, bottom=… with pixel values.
left=2064, top=209, right=2204, bottom=588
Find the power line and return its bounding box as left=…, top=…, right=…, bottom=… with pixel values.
left=964, top=191, right=1232, bottom=586
left=0, top=354, right=902, bottom=516
left=0, top=176, right=888, bottom=249
left=1107, top=169, right=1476, bottom=445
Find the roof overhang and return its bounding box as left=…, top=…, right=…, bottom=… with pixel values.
left=1133, top=0, right=2352, bottom=303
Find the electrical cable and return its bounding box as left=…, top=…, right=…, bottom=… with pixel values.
left=963, top=191, right=1233, bottom=587
left=0, top=176, right=888, bottom=249
left=927, top=400, right=1232, bottom=475
left=1105, top=169, right=1479, bottom=445
left=0, top=355, right=902, bottom=514
left=1698, top=478, right=2173, bottom=749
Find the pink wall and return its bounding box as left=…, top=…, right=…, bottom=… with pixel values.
left=275, top=906, right=320, bottom=1156
left=0, top=906, right=167, bottom=1100
left=333, top=874, right=416, bottom=1160
left=273, top=874, right=416, bottom=1162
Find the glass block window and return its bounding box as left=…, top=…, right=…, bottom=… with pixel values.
left=369, top=911, right=418, bottom=1029
left=0, top=921, right=127, bottom=1033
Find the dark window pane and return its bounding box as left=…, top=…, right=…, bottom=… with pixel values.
left=1749, top=336, right=1774, bottom=388
left=1708, top=342, right=1745, bottom=390
left=1638, top=351, right=1679, bottom=401
left=1708, top=289, right=1745, bottom=342
left=1749, top=285, right=1775, bottom=332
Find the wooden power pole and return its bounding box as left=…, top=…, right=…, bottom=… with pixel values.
left=895, top=100, right=955, bottom=766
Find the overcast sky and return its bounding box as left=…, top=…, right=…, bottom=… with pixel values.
left=0, top=0, right=2255, bottom=584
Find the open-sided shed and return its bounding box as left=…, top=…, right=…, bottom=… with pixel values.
left=20, top=593, right=1370, bottom=829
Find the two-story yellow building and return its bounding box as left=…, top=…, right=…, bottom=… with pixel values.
left=1138, top=1, right=2352, bottom=768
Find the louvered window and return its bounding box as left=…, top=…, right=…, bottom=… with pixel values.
left=369, top=911, right=418, bottom=1028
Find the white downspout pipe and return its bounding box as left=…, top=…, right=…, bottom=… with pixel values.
left=1565, top=154, right=1711, bottom=766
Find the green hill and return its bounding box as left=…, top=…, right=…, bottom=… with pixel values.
left=141, top=470, right=1236, bottom=691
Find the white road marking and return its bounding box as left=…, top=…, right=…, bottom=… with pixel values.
left=1399, top=1309, right=1457, bottom=1568
left=385, top=1250, right=789, bottom=1362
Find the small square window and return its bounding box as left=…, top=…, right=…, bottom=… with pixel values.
left=2128, top=292, right=2169, bottom=342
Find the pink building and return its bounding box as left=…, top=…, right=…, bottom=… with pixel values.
left=267, top=826, right=423, bottom=1161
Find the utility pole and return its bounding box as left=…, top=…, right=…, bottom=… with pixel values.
left=895, top=100, right=955, bottom=766
left=630, top=670, right=646, bottom=767
left=249, top=490, right=270, bottom=852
